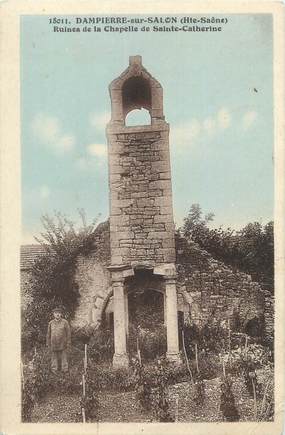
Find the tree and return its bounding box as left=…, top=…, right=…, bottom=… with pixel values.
left=22, top=210, right=100, bottom=351
left=183, top=203, right=214, bottom=242
left=237, top=221, right=274, bottom=286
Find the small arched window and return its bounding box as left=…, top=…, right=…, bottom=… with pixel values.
left=125, top=108, right=151, bottom=126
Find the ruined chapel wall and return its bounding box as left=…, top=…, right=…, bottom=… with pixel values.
left=21, top=270, right=33, bottom=311
left=72, top=222, right=112, bottom=327
left=72, top=228, right=266, bottom=332
left=73, top=255, right=111, bottom=327
left=176, top=238, right=265, bottom=328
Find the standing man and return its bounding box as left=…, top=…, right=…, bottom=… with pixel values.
left=46, top=307, right=71, bottom=374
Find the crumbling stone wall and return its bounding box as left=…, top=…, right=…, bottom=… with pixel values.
left=71, top=223, right=269, bottom=335
left=176, top=235, right=265, bottom=329
left=21, top=270, right=33, bottom=311
left=21, top=223, right=271, bottom=337
left=264, top=289, right=274, bottom=342
left=73, top=221, right=111, bottom=327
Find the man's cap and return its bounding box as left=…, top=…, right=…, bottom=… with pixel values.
left=52, top=306, right=63, bottom=314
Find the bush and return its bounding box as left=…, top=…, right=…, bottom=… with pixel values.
left=220, top=375, right=240, bottom=421
left=21, top=316, right=38, bottom=354
left=22, top=346, right=83, bottom=421
left=87, top=363, right=133, bottom=392
left=183, top=322, right=228, bottom=359
left=22, top=211, right=100, bottom=353
left=192, top=375, right=206, bottom=406
left=132, top=356, right=189, bottom=388
left=224, top=343, right=272, bottom=375
left=71, top=326, right=114, bottom=363
left=88, top=328, right=114, bottom=362
left=80, top=370, right=99, bottom=422
left=22, top=348, right=52, bottom=421
left=190, top=352, right=222, bottom=380
left=149, top=358, right=175, bottom=422
left=128, top=324, right=167, bottom=361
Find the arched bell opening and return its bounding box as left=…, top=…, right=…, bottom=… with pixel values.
left=122, top=76, right=152, bottom=125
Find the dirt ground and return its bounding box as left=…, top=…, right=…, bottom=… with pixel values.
left=31, top=375, right=266, bottom=423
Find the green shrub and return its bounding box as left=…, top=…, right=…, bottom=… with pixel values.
left=149, top=358, right=175, bottom=422
left=88, top=328, right=114, bottom=362
left=22, top=346, right=82, bottom=421
left=183, top=322, right=228, bottom=359
left=80, top=370, right=99, bottom=422
left=190, top=352, right=221, bottom=380
left=128, top=324, right=167, bottom=361
left=220, top=375, right=240, bottom=421
left=160, top=361, right=189, bottom=384
left=22, top=211, right=101, bottom=353
left=192, top=375, right=206, bottom=406
left=86, top=363, right=133, bottom=392
left=22, top=348, right=52, bottom=421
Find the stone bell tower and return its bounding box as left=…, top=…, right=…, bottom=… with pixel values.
left=106, top=55, right=180, bottom=367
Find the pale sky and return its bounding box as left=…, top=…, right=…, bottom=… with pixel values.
left=21, top=14, right=273, bottom=244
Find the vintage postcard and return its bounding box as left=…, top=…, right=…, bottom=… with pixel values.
left=0, top=1, right=284, bottom=434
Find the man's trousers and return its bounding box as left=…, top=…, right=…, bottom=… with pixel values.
left=51, top=349, right=68, bottom=372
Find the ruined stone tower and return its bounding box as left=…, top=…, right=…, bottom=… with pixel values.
left=106, top=55, right=180, bottom=367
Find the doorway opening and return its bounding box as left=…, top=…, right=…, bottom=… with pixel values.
left=126, top=270, right=166, bottom=360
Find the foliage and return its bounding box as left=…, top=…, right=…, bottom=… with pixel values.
left=192, top=374, right=206, bottom=405
left=72, top=326, right=114, bottom=363
left=222, top=343, right=272, bottom=397
left=191, top=352, right=222, bottom=380
left=258, top=365, right=274, bottom=421
left=89, top=329, right=114, bottom=362
left=128, top=324, right=167, bottom=361
left=22, top=210, right=99, bottom=351
left=22, top=349, right=50, bottom=421
left=229, top=343, right=273, bottom=368
left=182, top=204, right=274, bottom=289
left=80, top=370, right=99, bottom=422
left=219, top=375, right=240, bottom=421
left=89, top=363, right=133, bottom=392
left=131, top=357, right=152, bottom=411
left=164, top=362, right=189, bottom=384
left=22, top=346, right=83, bottom=421
left=151, top=358, right=175, bottom=422
left=132, top=357, right=184, bottom=421
left=183, top=321, right=229, bottom=357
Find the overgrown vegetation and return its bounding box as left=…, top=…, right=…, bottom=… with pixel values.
left=219, top=375, right=240, bottom=421
left=182, top=204, right=274, bottom=290
left=21, top=206, right=274, bottom=422
left=22, top=210, right=99, bottom=352
left=128, top=324, right=167, bottom=360
left=80, top=370, right=99, bottom=422
left=131, top=357, right=176, bottom=421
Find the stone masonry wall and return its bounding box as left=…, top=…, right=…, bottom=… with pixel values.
left=73, top=221, right=111, bottom=328
left=21, top=270, right=33, bottom=311
left=176, top=236, right=265, bottom=329
left=264, top=290, right=274, bottom=342
left=108, top=124, right=175, bottom=267
left=21, top=224, right=270, bottom=337
left=71, top=225, right=268, bottom=335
